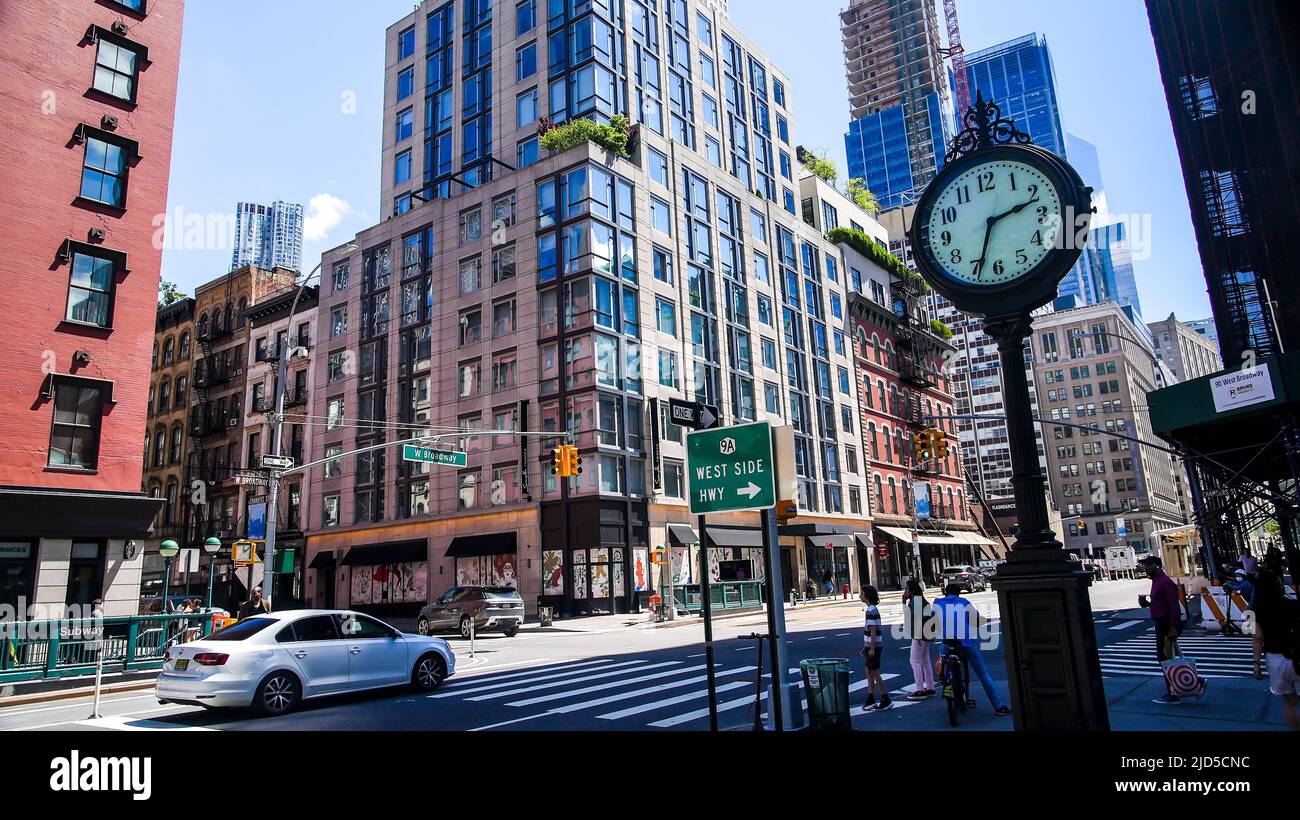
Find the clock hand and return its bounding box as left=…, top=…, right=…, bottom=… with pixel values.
left=973, top=194, right=1041, bottom=280
left=989, top=194, right=1041, bottom=225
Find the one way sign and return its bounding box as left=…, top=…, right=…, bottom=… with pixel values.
left=668, top=398, right=719, bottom=431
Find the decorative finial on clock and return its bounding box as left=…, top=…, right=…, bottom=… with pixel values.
left=946, top=90, right=1034, bottom=161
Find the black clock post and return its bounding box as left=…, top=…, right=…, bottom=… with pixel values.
left=907, top=94, right=1109, bottom=731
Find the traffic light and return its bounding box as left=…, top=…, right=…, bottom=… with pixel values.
left=912, top=429, right=935, bottom=461
left=553, top=445, right=582, bottom=477
left=933, top=429, right=949, bottom=459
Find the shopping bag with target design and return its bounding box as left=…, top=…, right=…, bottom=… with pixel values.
left=1160, top=639, right=1208, bottom=699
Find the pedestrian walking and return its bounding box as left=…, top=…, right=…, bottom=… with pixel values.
left=860, top=585, right=891, bottom=711
left=823, top=569, right=834, bottom=597
left=902, top=578, right=935, bottom=699
left=1251, top=569, right=1300, bottom=731
left=237, top=586, right=268, bottom=620
left=1138, top=555, right=1184, bottom=704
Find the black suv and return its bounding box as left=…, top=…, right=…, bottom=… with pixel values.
left=940, top=565, right=988, bottom=593
left=417, top=586, right=524, bottom=638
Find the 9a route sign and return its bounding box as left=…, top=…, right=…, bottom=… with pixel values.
left=686, top=421, right=776, bottom=514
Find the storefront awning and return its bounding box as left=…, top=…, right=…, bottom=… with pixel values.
left=705, top=527, right=764, bottom=548
left=875, top=526, right=961, bottom=546
left=667, top=524, right=699, bottom=546
left=340, top=540, right=427, bottom=566
left=445, top=532, right=517, bottom=558
left=806, top=534, right=855, bottom=549
left=307, top=550, right=336, bottom=570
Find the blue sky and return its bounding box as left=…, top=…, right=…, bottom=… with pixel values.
left=162, top=0, right=1210, bottom=322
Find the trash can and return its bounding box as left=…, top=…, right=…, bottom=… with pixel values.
left=800, top=658, right=852, bottom=731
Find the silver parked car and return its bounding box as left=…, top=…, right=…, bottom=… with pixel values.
left=417, top=586, right=524, bottom=638
left=155, top=610, right=455, bottom=716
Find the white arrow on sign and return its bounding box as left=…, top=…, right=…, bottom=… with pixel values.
left=737, top=482, right=761, bottom=499
left=699, top=405, right=717, bottom=429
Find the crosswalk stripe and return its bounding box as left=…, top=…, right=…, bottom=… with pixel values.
left=1109, top=620, right=1145, bottom=630
left=436, top=658, right=611, bottom=691
left=505, top=663, right=710, bottom=708
left=430, top=659, right=644, bottom=698
left=597, top=680, right=753, bottom=721
left=647, top=683, right=802, bottom=727
left=465, top=661, right=681, bottom=702
left=77, top=715, right=215, bottom=731
left=549, top=666, right=758, bottom=714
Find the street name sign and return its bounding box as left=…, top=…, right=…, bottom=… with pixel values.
left=402, top=443, right=469, bottom=467
left=686, top=421, right=776, bottom=514
left=668, top=398, right=719, bottom=430
left=261, top=454, right=294, bottom=470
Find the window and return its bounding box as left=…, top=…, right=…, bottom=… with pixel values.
left=397, top=67, right=414, bottom=101
left=323, top=494, right=340, bottom=527
left=459, top=207, right=482, bottom=245
left=93, top=36, right=139, bottom=101
left=663, top=459, right=685, bottom=499
left=517, top=137, right=540, bottom=168
left=517, top=88, right=538, bottom=127
left=517, top=42, right=538, bottom=80
left=651, top=197, right=671, bottom=234
left=48, top=379, right=103, bottom=469
left=396, top=107, right=414, bottom=142
left=326, top=398, right=345, bottom=430
left=65, top=541, right=105, bottom=607
left=517, top=0, right=536, bottom=34
left=80, top=136, right=128, bottom=207
left=65, top=250, right=115, bottom=327
left=648, top=148, right=668, bottom=186
left=394, top=150, right=412, bottom=185
left=397, top=26, right=415, bottom=61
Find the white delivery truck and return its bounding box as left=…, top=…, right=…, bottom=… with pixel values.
left=1105, top=546, right=1137, bottom=579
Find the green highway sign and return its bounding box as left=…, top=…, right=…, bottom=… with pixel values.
left=686, top=421, right=776, bottom=514
left=402, top=444, right=468, bottom=467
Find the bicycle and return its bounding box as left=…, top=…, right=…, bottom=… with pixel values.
left=939, top=640, right=972, bottom=727
left=739, top=632, right=770, bottom=731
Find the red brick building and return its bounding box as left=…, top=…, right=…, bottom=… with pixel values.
left=846, top=267, right=997, bottom=590
left=0, top=0, right=185, bottom=617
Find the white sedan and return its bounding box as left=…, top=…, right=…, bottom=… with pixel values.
left=156, top=610, right=455, bottom=716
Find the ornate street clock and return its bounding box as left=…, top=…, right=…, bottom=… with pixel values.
left=905, top=94, right=1111, bottom=732
left=908, top=95, right=1093, bottom=317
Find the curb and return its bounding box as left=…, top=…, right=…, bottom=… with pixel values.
left=1, top=678, right=159, bottom=708
left=644, top=596, right=868, bottom=629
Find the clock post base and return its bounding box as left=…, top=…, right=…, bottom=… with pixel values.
left=992, top=550, right=1110, bottom=731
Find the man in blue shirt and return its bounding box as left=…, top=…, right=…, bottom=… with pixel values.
left=932, top=583, right=1012, bottom=717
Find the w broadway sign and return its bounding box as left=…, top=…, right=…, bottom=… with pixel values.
left=685, top=421, right=776, bottom=514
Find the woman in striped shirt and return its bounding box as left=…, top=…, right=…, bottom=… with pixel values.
left=860, top=585, right=891, bottom=711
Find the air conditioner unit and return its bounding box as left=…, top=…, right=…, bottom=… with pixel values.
left=111, top=21, right=128, bottom=35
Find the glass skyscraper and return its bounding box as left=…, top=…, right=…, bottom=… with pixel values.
left=840, top=0, right=953, bottom=211
left=231, top=200, right=304, bottom=272
left=963, top=33, right=1066, bottom=157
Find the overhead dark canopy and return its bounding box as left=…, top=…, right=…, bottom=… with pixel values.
left=806, top=534, right=855, bottom=549
left=445, top=532, right=518, bottom=558
left=0, top=487, right=161, bottom=538
left=667, top=524, right=698, bottom=545
left=339, top=540, right=427, bottom=566
left=704, top=527, right=763, bottom=548
left=307, top=550, right=336, bottom=570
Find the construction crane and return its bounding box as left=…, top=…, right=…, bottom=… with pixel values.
left=943, top=0, right=972, bottom=116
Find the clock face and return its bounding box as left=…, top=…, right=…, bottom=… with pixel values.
left=922, top=159, right=1065, bottom=286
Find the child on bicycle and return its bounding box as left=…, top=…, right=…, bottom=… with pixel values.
left=860, top=585, right=891, bottom=711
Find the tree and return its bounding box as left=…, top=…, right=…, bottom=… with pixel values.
left=846, top=178, right=880, bottom=215
left=800, top=149, right=838, bottom=185
left=158, top=279, right=184, bottom=308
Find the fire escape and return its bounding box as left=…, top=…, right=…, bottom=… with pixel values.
left=186, top=312, right=234, bottom=541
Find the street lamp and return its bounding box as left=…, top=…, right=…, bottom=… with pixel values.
left=159, top=539, right=180, bottom=613
left=202, top=536, right=222, bottom=612
left=262, top=244, right=355, bottom=611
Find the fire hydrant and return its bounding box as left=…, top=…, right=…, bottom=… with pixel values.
left=841, top=583, right=850, bottom=600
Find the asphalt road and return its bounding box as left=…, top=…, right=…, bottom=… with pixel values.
left=4, top=578, right=1249, bottom=732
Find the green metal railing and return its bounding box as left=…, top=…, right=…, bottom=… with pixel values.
left=0, top=614, right=214, bottom=684
left=673, top=580, right=765, bottom=613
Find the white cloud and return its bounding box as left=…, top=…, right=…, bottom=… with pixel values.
left=303, top=193, right=352, bottom=242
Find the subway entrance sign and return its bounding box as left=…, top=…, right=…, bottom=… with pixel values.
left=402, top=444, right=468, bottom=467
left=686, top=421, right=776, bottom=514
